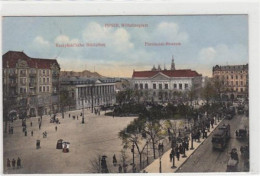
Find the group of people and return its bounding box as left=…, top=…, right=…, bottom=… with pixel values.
left=94, top=108, right=101, bottom=115
left=7, top=157, right=21, bottom=169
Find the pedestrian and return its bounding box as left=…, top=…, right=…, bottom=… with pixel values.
left=113, top=154, right=117, bottom=166
left=31, top=130, right=33, bottom=136
left=77, top=116, right=78, bottom=120
left=25, top=130, right=27, bottom=136
left=161, top=143, right=164, bottom=152
left=17, top=157, right=21, bottom=168
left=118, top=164, right=122, bottom=173
left=30, top=121, right=32, bottom=127
left=55, top=126, right=57, bottom=132
left=7, top=158, right=11, bottom=168
left=12, top=158, right=16, bottom=168
left=235, top=130, right=238, bottom=137
left=39, top=124, right=41, bottom=130
left=69, top=114, right=70, bottom=118
left=176, top=150, right=180, bottom=161
left=170, top=152, right=173, bottom=162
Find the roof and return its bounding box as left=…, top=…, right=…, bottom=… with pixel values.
left=60, top=76, right=116, bottom=85
left=213, top=64, right=248, bottom=72
left=2, top=51, right=60, bottom=69
left=132, top=69, right=201, bottom=78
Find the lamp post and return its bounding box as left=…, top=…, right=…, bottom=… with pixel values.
left=131, top=142, right=135, bottom=173
left=146, top=141, right=149, bottom=165
left=158, top=149, right=162, bottom=173
left=171, top=137, right=176, bottom=169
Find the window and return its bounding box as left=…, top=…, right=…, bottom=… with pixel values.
left=231, top=75, right=233, bottom=79
left=231, top=81, right=233, bottom=86
left=236, top=81, right=238, bottom=86
left=47, top=86, right=49, bottom=92
left=241, top=81, right=243, bottom=86
left=179, top=84, right=182, bottom=90
left=185, top=84, right=188, bottom=89
left=145, top=83, right=148, bottom=89
left=135, top=84, right=138, bottom=89
left=43, top=78, right=45, bottom=83
left=153, top=84, right=156, bottom=89
left=241, top=88, right=243, bottom=92
left=140, top=83, right=143, bottom=89
left=159, top=84, right=162, bottom=89
left=39, top=86, right=42, bottom=92
left=43, top=70, right=45, bottom=75
left=236, top=75, right=238, bottom=79
left=174, top=84, right=177, bottom=89
left=165, top=84, right=168, bottom=89
left=47, top=70, right=49, bottom=76
left=43, top=86, right=45, bottom=92
left=227, top=76, right=229, bottom=79
left=47, top=78, right=49, bottom=83
left=241, top=75, right=243, bottom=79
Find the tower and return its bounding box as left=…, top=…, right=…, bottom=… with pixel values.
left=171, top=55, right=176, bottom=70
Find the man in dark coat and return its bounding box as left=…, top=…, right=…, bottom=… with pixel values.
left=12, top=158, right=16, bottom=168
left=176, top=150, right=180, bottom=161
left=17, top=157, right=21, bottom=168
left=7, top=158, right=11, bottom=168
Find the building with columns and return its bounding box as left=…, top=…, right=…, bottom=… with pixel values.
left=131, top=58, right=202, bottom=102
left=60, top=77, right=116, bottom=110
left=212, top=64, right=248, bottom=99
left=2, top=51, right=60, bottom=117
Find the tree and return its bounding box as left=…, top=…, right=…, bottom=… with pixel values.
left=119, top=119, right=148, bottom=170
left=187, top=85, right=198, bottom=107
left=3, top=98, right=16, bottom=133
left=143, top=120, right=166, bottom=159
left=59, top=89, right=73, bottom=118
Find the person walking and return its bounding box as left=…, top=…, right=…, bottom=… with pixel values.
left=7, top=158, right=11, bottom=168
left=170, top=152, right=173, bottom=162
left=55, top=126, right=57, bottom=132
left=25, top=130, right=27, bottom=136
left=118, top=164, right=122, bottom=173
left=12, top=158, right=16, bottom=168
left=69, top=114, right=70, bottom=118
left=17, top=157, right=21, bottom=168
left=113, top=154, right=117, bottom=166
left=30, top=121, right=32, bottom=127
left=77, top=116, right=78, bottom=120
left=31, top=130, right=33, bottom=136
left=235, top=130, right=239, bottom=137
left=176, top=150, right=180, bottom=161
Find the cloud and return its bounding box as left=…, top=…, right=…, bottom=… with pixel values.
left=55, top=35, right=79, bottom=44
left=83, top=22, right=134, bottom=53
left=154, top=22, right=189, bottom=43
left=33, top=36, right=50, bottom=47
left=198, top=44, right=248, bottom=65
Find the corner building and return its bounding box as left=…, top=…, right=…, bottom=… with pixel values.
left=212, top=64, right=248, bottom=99
left=2, top=51, right=60, bottom=117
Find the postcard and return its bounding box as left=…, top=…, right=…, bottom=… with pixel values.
left=1, top=1, right=259, bottom=175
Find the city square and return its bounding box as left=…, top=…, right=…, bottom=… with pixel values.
left=2, top=14, right=253, bottom=174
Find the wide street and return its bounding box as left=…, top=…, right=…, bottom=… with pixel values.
left=177, top=113, right=249, bottom=173
left=3, top=109, right=136, bottom=174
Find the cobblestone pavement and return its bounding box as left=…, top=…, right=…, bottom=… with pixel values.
left=3, top=109, right=136, bottom=174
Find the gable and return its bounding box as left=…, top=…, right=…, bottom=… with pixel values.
left=151, top=72, right=170, bottom=80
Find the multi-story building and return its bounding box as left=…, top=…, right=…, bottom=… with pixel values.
left=212, top=64, right=248, bottom=99
left=60, top=77, right=116, bottom=110
left=3, top=51, right=60, bottom=117
left=131, top=58, right=202, bottom=102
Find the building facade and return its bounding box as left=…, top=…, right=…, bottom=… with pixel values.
left=132, top=60, right=202, bottom=102
left=212, top=64, right=248, bottom=99
left=3, top=51, right=60, bottom=117
left=60, top=77, right=116, bottom=110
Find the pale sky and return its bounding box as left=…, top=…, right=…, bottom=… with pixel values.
left=2, top=15, right=248, bottom=77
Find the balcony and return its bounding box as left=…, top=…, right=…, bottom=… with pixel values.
left=29, top=91, right=36, bottom=96
left=29, top=73, right=37, bottom=77
left=9, top=82, right=17, bottom=87
left=29, top=82, right=36, bottom=88
left=9, top=73, right=17, bottom=77
left=20, top=73, right=27, bottom=77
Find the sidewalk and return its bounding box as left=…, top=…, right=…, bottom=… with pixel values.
left=143, top=119, right=223, bottom=173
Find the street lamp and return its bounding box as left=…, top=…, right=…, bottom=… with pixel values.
left=171, top=137, right=177, bottom=169
left=158, top=148, right=162, bottom=173
left=131, top=142, right=135, bottom=173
